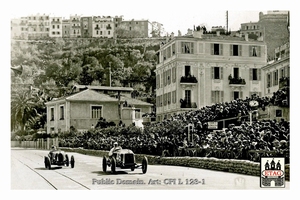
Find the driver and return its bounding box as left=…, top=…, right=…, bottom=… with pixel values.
left=108, top=142, right=122, bottom=157
left=49, top=145, right=57, bottom=161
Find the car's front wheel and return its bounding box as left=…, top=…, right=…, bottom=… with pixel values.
left=142, top=156, right=148, bottom=174
left=44, top=156, right=51, bottom=170
left=102, top=156, right=107, bottom=172
left=70, top=155, right=75, bottom=168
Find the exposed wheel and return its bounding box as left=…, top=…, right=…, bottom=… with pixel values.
left=65, top=154, right=69, bottom=167
left=70, top=155, right=75, bottom=168
left=131, top=166, right=135, bottom=171
left=111, top=157, right=116, bottom=173
left=102, top=156, right=107, bottom=172
left=142, top=156, right=148, bottom=174
left=44, top=156, right=51, bottom=170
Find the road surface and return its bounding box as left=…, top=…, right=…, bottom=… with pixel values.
left=11, top=148, right=290, bottom=190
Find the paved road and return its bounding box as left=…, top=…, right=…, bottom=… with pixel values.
left=11, top=148, right=290, bottom=190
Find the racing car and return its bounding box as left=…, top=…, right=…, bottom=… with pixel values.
left=102, top=149, right=148, bottom=174
left=44, top=148, right=75, bottom=169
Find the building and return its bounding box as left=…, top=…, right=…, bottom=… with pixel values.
left=81, top=17, right=93, bottom=38
left=49, top=17, right=62, bottom=38
left=70, top=14, right=81, bottom=38
left=240, top=10, right=289, bottom=60
left=11, top=18, right=22, bottom=39
left=27, top=14, right=50, bottom=39
left=155, top=29, right=267, bottom=121
left=240, top=22, right=261, bottom=39
left=45, top=87, right=153, bottom=133
left=92, top=16, right=114, bottom=38
left=261, top=41, right=290, bottom=97
left=117, top=19, right=152, bottom=38
left=62, top=19, right=71, bottom=38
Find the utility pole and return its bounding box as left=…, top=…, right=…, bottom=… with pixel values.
left=226, top=11, right=228, bottom=34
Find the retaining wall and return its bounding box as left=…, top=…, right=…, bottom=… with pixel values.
left=60, top=147, right=290, bottom=181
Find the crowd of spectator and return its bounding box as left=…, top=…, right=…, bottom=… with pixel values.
left=59, top=87, right=289, bottom=162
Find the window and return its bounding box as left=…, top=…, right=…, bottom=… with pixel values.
left=185, top=90, right=191, bottom=104
left=267, top=73, right=271, bottom=88
left=156, top=74, right=160, bottom=89
left=185, top=66, right=191, bottom=76
left=234, top=68, right=239, bottom=79
left=60, top=105, right=64, bottom=120
left=181, top=42, right=194, bottom=54
left=135, top=108, right=141, bottom=119
left=172, top=90, right=176, bottom=104
left=250, top=68, right=260, bottom=81
left=172, top=43, right=175, bottom=55
left=172, top=67, right=176, bottom=83
left=212, top=67, right=223, bottom=79
left=211, top=43, right=223, bottom=55
left=250, top=46, right=261, bottom=57
left=91, top=106, right=102, bottom=119
left=230, top=44, right=242, bottom=56
left=168, top=92, right=171, bottom=105
left=232, top=91, right=242, bottom=100
left=57, top=25, right=60, bottom=29
left=273, top=70, right=278, bottom=86
left=50, top=107, right=54, bottom=121
left=211, top=91, right=224, bottom=103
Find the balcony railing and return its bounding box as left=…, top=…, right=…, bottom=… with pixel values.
left=180, top=100, right=197, bottom=109
left=228, top=76, right=246, bottom=85
left=180, top=75, right=198, bottom=84
left=279, top=77, right=289, bottom=89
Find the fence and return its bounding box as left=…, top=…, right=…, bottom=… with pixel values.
left=11, top=137, right=59, bottom=150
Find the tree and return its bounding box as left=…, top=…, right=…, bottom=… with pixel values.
left=11, top=90, right=38, bottom=133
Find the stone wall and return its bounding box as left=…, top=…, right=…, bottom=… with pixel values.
left=60, top=147, right=290, bottom=181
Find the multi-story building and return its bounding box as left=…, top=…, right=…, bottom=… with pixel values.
left=27, top=14, right=50, bottom=39
left=19, top=17, right=28, bottom=39
left=118, top=19, right=152, bottom=38
left=261, top=41, right=290, bottom=97
left=155, top=29, right=267, bottom=121
left=70, top=14, right=81, bottom=38
left=81, top=17, right=93, bottom=38
left=62, top=19, right=71, bottom=38
left=49, top=17, right=62, bottom=38
left=92, top=16, right=114, bottom=38
left=240, top=10, right=289, bottom=60
left=240, top=22, right=261, bottom=38
left=11, top=18, right=22, bottom=39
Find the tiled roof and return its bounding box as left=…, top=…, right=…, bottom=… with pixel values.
left=120, top=96, right=153, bottom=106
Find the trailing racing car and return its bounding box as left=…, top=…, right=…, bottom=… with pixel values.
left=102, top=148, right=148, bottom=174
left=44, top=147, right=75, bottom=169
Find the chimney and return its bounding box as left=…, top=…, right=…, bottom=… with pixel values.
left=170, top=32, right=174, bottom=39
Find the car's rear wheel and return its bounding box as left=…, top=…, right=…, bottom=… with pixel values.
left=70, top=155, right=75, bottom=168
left=102, top=156, right=107, bottom=172
left=65, top=154, right=69, bottom=167
left=111, top=157, right=116, bottom=173
left=142, top=156, right=148, bottom=174
left=131, top=166, right=135, bottom=171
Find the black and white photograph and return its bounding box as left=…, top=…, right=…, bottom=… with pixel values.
left=3, top=0, right=298, bottom=198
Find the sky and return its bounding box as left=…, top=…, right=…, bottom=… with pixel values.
left=6, top=0, right=280, bottom=35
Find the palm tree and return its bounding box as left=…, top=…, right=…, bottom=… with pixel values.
left=11, top=89, right=38, bottom=133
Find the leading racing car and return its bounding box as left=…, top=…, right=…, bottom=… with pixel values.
left=102, top=148, right=148, bottom=174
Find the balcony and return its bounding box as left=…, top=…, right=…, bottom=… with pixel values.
left=228, top=75, right=246, bottom=86
left=180, top=100, right=197, bottom=109
left=180, top=75, right=198, bottom=84
left=279, top=77, right=289, bottom=89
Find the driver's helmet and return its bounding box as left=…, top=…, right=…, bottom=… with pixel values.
left=113, top=142, right=118, bottom=147
left=51, top=145, right=56, bottom=150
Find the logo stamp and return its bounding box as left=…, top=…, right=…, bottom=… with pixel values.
left=260, top=157, right=285, bottom=188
